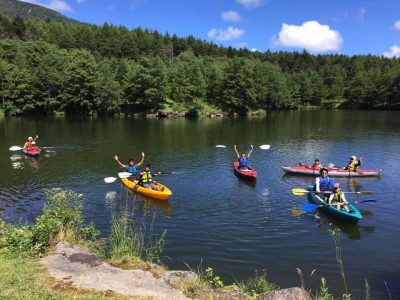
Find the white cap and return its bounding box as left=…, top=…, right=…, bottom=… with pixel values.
left=351, top=156, right=356, bottom=160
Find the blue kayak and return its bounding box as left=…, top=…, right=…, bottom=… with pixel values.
left=306, top=186, right=362, bottom=225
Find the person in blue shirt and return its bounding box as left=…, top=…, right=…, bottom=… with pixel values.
left=315, top=168, right=335, bottom=198
left=234, top=144, right=254, bottom=170
left=137, top=163, right=162, bottom=190
left=114, top=152, right=145, bottom=176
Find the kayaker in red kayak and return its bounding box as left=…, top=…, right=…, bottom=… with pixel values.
left=328, top=183, right=350, bottom=212
left=23, top=135, right=39, bottom=151
left=114, top=152, right=145, bottom=176
left=234, top=144, right=253, bottom=170
left=136, top=164, right=162, bottom=191
left=311, top=159, right=322, bottom=171
left=315, top=168, right=335, bottom=196
left=343, top=156, right=362, bottom=171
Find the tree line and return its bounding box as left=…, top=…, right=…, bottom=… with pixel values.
left=0, top=14, right=399, bottom=115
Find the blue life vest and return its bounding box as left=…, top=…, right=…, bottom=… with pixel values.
left=239, top=157, right=248, bottom=167
left=127, top=165, right=137, bottom=174
left=319, top=176, right=334, bottom=191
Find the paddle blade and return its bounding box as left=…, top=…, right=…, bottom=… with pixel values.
left=9, top=146, right=22, bottom=151
left=355, top=200, right=377, bottom=204
left=118, top=172, right=132, bottom=178
left=357, top=191, right=374, bottom=195
left=104, top=177, right=117, bottom=183
left=292, top=188, right=309, bottom=196
left=216, top=145, right=226, bottom=148
left=259, top=145, right=270, bottom=150
left=301, top=204, right=320, bottom=212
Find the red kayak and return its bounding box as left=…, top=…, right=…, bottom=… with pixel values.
left=282, top=166, right=382, bottom=177
left=22, top=147, right=41, bottom=157
left=233, top=161, right=257, bottom=180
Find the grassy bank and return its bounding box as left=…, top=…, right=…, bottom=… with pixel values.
left=0, top=188, right=374, bottom=299
left=0, top=249, right=130, bottom=300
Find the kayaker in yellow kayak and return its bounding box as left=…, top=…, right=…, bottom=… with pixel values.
left=136, top=164, right=162, bottom=191
left=343, top=156, right=362, bottom=171
left=328, top=183, right=350, bottom=212
left=114, top=152, right=145, bottom=176
left=234, top=144, right=253, bottom=170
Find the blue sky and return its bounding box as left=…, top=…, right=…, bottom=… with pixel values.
left=20, top=0, right=400, bottom=57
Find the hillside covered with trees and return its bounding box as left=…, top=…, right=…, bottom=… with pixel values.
left=0, top=7, right=399, bottom=115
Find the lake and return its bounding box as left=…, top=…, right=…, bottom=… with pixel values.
left=0, top=111, right=399, bottom=298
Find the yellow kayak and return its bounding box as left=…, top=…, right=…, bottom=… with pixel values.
left=121, top=178, right=172, bottom=200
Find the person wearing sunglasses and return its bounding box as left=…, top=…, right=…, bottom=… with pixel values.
left=315, top=168, right=335, bottom=196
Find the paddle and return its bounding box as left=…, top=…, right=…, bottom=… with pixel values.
left=9, top=146, right=54, bottom=151
left=216, top=144, right=270, bottom=150
left=300, top=200, right=377, bottom=212
left=104, top=172, right=133, bottom=183
left=292, top=188, right=374, bottom=196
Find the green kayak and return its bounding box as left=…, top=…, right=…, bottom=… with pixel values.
left=306, top=186, right=362, bottom=225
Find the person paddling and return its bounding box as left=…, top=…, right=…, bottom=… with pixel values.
left=343, top=156, right=362, bottom=172
left=23, top=135, right=39, bottom=151
left=328, top=183, right=350, bottom=212
left=136, top=164, right=162, bottom=191
left=315, top=168, right=335, bottom=197
left=114, top=152, right=145, bottom=177
left=234, top=145, right=253, bottom=171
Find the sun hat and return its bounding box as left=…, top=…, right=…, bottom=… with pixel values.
left=351, top=156, right=356, bottom=160
left=334, top=183, right=340, bottom=189
left=28, top=136, right=33, bottom=141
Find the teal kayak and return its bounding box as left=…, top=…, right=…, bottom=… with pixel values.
left=306, top=186, right=362, bottom=225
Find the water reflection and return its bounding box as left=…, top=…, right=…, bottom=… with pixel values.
left=314, top=212, right=375, bottom=240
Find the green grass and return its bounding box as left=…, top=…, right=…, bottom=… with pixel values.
left=0, top=249, right=132, bottom=300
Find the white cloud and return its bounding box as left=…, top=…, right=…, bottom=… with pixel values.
left=273, top=21, right=343, bottom=53
left=357, top=7, right=367, bottom=23
left=237, top=0, right=265, bottom=9
left=394, top=20, right=400, bottom=31
left=19, top=0, right=72, bottom=12
left=208, top=26, right=245, bottom=41
left=221, top=10, right=241, bottom=22
left=251, top=48, right=259, bottom=52
left=383, top=45, right=400, bottom=58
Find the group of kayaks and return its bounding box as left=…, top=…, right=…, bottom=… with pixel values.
left=14, top=141, right=379, bottom=225
left=232, top=161, right=381, bottom=225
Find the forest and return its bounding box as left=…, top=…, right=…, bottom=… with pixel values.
left=0, top=13, right=400, bottom=116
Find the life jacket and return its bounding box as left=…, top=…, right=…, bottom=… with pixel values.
left=127, top=164, right=137, bottom=174
left=347, top=161, right=358, bottom=172
left=311, top=163, right=320, bottom=170
left=142, top=171, right=153, bottom=183
left=25, top=141, right=33, bottom=150
left=319, top=176, right=333, bottom=191
left=239, top=157, right=248, bottom=167
left=333, top=192, right=345, bottom=203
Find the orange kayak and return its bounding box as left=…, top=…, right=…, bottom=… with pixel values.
left=121, top=178, right=172, bottom=200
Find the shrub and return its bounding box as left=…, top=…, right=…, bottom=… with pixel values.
left=238, top=270, right=280, bottom=297
left=32, top=189, right=98, bottom=251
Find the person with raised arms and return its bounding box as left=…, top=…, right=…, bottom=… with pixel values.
left=114, top=152, right=145, bottom=177
left=234, top=144, right=253, bottom=171
left=315, top=168, right=335, bottom=196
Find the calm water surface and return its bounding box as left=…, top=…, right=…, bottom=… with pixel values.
left=0, top=111, right=399, bottom=299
